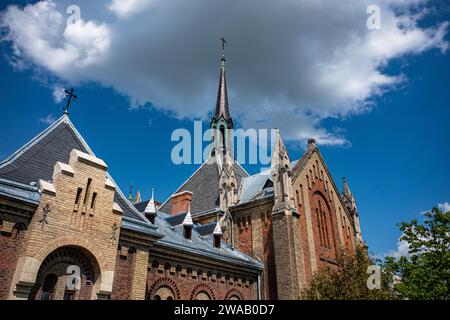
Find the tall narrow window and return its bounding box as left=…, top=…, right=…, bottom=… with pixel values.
left=300, top=184, right=304, bottom=206
left=316, top=208, right=323, bottom=246
left=323, top=211, right=330, bottom=248
left=91, top=192, right=97, bottom=209
left=220, top=125, right=226, bottom=151
left=75, top=188, right=83, bottom=205
left=296, top=190, right=300, bottom=207
left=83, top=178, right=92, bottom=205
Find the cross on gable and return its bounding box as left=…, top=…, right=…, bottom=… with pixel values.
left=63, top=88, right=77, bottom=115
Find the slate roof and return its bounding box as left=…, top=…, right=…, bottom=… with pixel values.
left=194, top=222, right=217, bottom=236
left=238, top=171, right=273, bottom=204
left=152, top=210, right=263, bottom=269
left=0, top=115, right=149, bottom=223
left=159, top=158, right=249, bottom=214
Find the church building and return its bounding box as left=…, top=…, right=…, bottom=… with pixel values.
left=0, top=49, right=364, bottom=300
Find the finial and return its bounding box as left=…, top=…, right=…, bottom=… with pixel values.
left=213, top=221, right=223, bottom=235
left=307, top=138, right=317, bottom=146
left=63, top=88, right=77, bottom=115
left=128, top=183, right=133, bottom=201
left=145, top=188, right=157, bottom=215
left=220, top=36, right=227, bottom=63
left=182, top=203, right=193, bottom=227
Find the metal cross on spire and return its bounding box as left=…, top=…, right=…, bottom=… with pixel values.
left=63, top=88, right=77, bottom=115
left=220, top=36, right=227, bottom=53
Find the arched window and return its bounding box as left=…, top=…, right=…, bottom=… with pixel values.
left=153, top=286, right=175, bottom=300
left=219, top=125, right=226, bottom=150
left=195, top=291, right=211, bottom=300
left=40, top=274, right=57, bottom=300
left=316, top=208, right=323, bottom=246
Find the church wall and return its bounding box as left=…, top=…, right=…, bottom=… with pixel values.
left=8, top=150, right=122, bottom=299
left=292, top=150, right=355, bottom=280
left=231, top=198, right=276, bottom=300
left=111, top=245, right=136, bottom=300
left=146, top=257, right=257, bottom=300
left=0, top=218, right=27, bottom=300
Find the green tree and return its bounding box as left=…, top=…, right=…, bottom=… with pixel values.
left=383, top=207, right=450, bottom=300
left=302, top=245, right=393, bottom=300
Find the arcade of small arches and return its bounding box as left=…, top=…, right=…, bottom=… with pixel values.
left=147, top=277, right=244, bottom=300
left=147, top=259, right=250, bottom=300
left=149, top=259, right=253, bottom=288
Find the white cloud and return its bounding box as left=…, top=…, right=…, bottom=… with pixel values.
left=109, top=0, right=154, bottom=17
left=387, top=236, right=411, bottom=259
left=52, top=86, right=66, bottom=103
left=1, top=0, right=448, bottom=146
left=438, top=202, right=450, bottom=212
left=39, top=113, right=56, bottom=125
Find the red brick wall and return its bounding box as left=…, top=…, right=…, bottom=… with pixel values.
left=307, top=177, right=340, bottom=270
left=171, top=192, right=192, bottom=216
left=236, top=216, right=253, bottom=256
left=0, top=224, right=26, bottom=300
left=111, top=249, right=136, bottom=300
left=146, top=259, right=257, bottom=300
left=261, top=210, right=278, bottom=300
left=295, top=195, right=313, bottom=285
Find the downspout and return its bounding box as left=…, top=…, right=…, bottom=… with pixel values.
left=257, top=271, right=262, bottom=300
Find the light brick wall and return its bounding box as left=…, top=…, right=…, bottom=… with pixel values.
left=9, top=151, right=122, bottom=299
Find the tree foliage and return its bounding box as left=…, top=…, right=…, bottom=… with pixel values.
left=302, top=245, right=392, bottom=300
left=383, top=207, right=450, bottom=300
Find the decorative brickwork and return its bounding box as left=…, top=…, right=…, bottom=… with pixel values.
left=146, top=259, right=256, bottom=300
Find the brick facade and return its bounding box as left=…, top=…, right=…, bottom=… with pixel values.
left=146, top=258, right=257, bottom=300
left=0, top=223, right=26, bottom=300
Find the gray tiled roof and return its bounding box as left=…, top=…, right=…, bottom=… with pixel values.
left=239, top=171, right=273, bottom=204
left=152, top=210, right=262, bottom=269
left=159, top=158, right=249, bottom=215
left=0, top=115, right=148, bottom=223
left=194, top=222, right=217, bottom=236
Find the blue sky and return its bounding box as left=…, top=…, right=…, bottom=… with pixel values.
left=0, top=0, right=449, bottom=257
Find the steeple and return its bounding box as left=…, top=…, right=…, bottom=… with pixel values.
left=210, top=38, right=234, bottom=158
left=211, top=37, right=233, bottom=129
left=128, top=183, right=133, bottom=201
left=342, top=177, right=351, bottom=198
left=342, top=177, right=363, bottom=243
left=144, top=188, right=157, bottom=215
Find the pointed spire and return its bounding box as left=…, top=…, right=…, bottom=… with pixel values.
left=342, top=177, right=351, bottom=198
left=133, top=190, right=141, bottom=204
left=213, top=221, right=223, bottom=235
left=128, top=183, right=133, bottom=201
left=144, top=188, right=157, bottom=215
left=271, top=129, right=291, bottom=171
left=212, top=37, right=232, bottom=125
left=182, top=204, right=194, bottom=227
